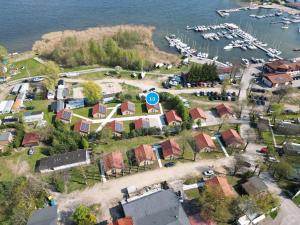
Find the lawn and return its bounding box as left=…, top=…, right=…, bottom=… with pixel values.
left=185, top=189, right=201, bottom=200
left=10, top=58, right=45, bottom=80
left=73, top=107, right=93, bottom=118
left=23, top=100, right=55, bottom=123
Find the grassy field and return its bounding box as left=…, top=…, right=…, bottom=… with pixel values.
left=10, top=58, right=45, bottom=80
left=24, top=100, right=55, bottom=123
left=73, top=107, right=93, bottom=118
left=185, top=189, right=201, bottom=200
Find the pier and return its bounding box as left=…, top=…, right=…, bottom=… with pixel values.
left=217, top=5, right=260, bottom=17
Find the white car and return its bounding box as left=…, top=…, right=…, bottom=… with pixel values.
left=203, top=170, right=215, bottom=176
left=268, top=157, right=280, bottom=163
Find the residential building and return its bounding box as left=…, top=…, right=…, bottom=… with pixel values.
left=103, top=152, right=124, bottom=175
left=11, top=99, right=22, bottom=113
left=108, top=217, right=134, bottom=225
left=92, top=103, right=107, bottom=118
left=2, top=100, right=14, bottom=114
left=217, top=66, right=241, bottom=81
left=242, top=177, right=268, bottom=196
left=107, top=120, right=123, bottom=136
left=264, top=59, right=300, bottom=74
left=37, top=150, right=90, bottom=173
left=194, top=133, right=216, bottom=152
left=165, top=110, right=182, bottom=126
left=121, top=189, right=191, bottom=225
left=65, top=99, right=85, bottom=109
left=161, top=139, right=181, bottom=160
left=262, top=73, right=293, bottom=88
left=22, top=132, right=40, bottom=147
left=215, top=103, right=233, bottom=118
left=134, top=144, right=156, bottom=166
left=23, top=111, right=44, bottom=123
left=0, top=132, right=13, bottom=150
left=206, top=176, right=236, bottom=198
left=11, top=84, right=22, bottom=94
left=26, top=206, right=58, bottom=225
left=56, top=109, right=73, bottom=123
left=0, top=101, right=7, bottom=114
left=103, top=92, right=119, bottom=104
left=145, top=103, right=160, bottom=113
left=73, top=120, right=91, bottom=135
left=221, top=129, right=245, bottom=148
left=56, top=87, right=69, bottom=100
left=283, top=142, right=300, bottom=155
left=19, top=83, right=29, bottom=93
left=134, top=118, right=161, bottom=130
left=189, top=107, right=207, bottom=123
left=121, top=101, right=135, bottom=115
left=2, top=116, right=19, bottom=125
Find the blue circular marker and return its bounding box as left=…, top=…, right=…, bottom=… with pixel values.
left=146, top=92, right=159, bottom=105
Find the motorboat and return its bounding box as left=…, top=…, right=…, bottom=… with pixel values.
left=242, top=58, right=250, bottom=66
left=224, top=44, right=233, bottom=50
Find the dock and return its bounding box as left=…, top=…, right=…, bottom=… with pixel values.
left=217, top=5, right=260, bottom=17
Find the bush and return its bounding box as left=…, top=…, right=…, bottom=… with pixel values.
left=52, top=176, right=65, bottom=193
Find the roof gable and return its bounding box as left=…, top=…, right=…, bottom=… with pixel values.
left=103, top=152, right=124, bottom=171
left=165, top=110, right=182, bottom=124
left=190, top=108, right=207, bottom=120
left=161, top=139, right=181, bottom=158
left=194, top=133, right=216, bottom=150
left=134, top=144, right=156, bottom=164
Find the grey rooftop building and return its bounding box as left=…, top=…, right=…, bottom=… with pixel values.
left=27, top=206, right=57, bottom=225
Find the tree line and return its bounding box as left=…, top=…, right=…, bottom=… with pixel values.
left=186, top=63, right=218, bottom=83
left=42, top=31, right=147, bottom=70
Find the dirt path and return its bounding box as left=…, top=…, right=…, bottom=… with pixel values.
left=55, top=157, right=233, bottom=223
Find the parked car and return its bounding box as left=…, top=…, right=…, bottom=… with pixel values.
left=149, top=88, right=156, bottom=92
left=203, top=170, right=215, bottom=177
left=268, top=157, right=280, bottom=163
left=259, top=147, right=268, bottom=154
left=164, top=162, right=176, bottom=167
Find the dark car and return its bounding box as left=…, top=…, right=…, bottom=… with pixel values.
left=26, top=106, right=35, bottom=110
left=164, top=162, right=176, bottom=167
left=149, top=88, right=156, bottom=92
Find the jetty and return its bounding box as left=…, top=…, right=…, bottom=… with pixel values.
left=217, top=5, right=260, bottom=17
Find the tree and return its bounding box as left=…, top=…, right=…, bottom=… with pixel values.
left=271, top=103, right=284, bottom=124
left=273, top=86, right=294, bottom=103
left=221, top=78, right=231, bottom=95
left=0, top=45, right=8, bottom=61
left=71, top=205, right=97, bottom=225
left=254, top=193, right=280, bottom=214
left=273, top=160, right=293, bottom=180
left=82, top=81, right=102, bottom=105
left=42, top=61, right=60, bottom=90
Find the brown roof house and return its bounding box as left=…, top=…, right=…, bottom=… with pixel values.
left=221, top=129, right=245, bottom=148
left=107, top=120, right=124, bottom=137
left=215, top=103, right=233, bottom=119
left=264, top=59, right=300, bottom=73
left=161, top=139, right=181, bottom=160
left=206, top=176, right=236, bottom=198
left=194, top=133, right=216, bottom=152
left=189, top=107, right=207, bottom=124
left=165, top=110, right=182, bottom=126
left=56, top=109, right=73, bottom=123
left=242, top=176, right=268, bottom=196
left=73, top=120, right=91, bottom=135
left=134, top=144, right=156, bottom=166
left=121, top=101, right=135, bottom=115
left=108, top=217, right=134, bottom=225
left=103, top=152, right=124, bottom=175
left=22, top=132, right=40, bottom=147
left=262, top=73, right=293, bottom=88
left=145, top=103, right=160, bottom=113
left=92, top=103, right=107, bottom=118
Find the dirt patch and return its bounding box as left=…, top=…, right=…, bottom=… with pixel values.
left=6, top=159, right=30, bottom=176
left=32, top=25, right=179, bottom=64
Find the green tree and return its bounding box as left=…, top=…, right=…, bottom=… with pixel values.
left=82, top=81, right=102, bottom=105
left=71, top=205, right=97, bottom=225
left=42, top=61, right=61, bottom=90
left=0, top=45, right=8, bottom=61
left=271, top=103, right=284, bottom=124
left=254, top=193, right=280, bottom=214
left=273, top=159, right=293, bottom=180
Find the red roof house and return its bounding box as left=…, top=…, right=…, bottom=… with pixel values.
left=221, top=129, right=244, bottom=148
left=161, top=139, right=181, bottom=160
left=165, top=110, right=182, bottom=126
left=92, top=103, right=107, bottom=118
left=107, top=120, right=124, bottom=136
left=108, top=217, right=134, bottom=225
left=121, top=101, right=135, bottom=115
left=188, top=214, right=217, bottom=225
left=194, top=133, right=216, bottom=152
left=103, top=152, right=124, bottom=175
left=134, top=144, right=156, bottom=166
left=189, top=107, right=207, bottom=122
left=206, top=176, right=236, bottom=198
left=56, top=109, right=73, bottom=123
left=146, top=103, right=160, bottom=113
left=22, top=132, right=40, bottom=147
left=215, top=104, right=233, bottom=118
left=262, top=73, right=293, bottom=88
left=73, top=120, right=91, bottom=135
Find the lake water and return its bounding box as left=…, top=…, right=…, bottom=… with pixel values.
left=1, top=0, right=299, bottom=62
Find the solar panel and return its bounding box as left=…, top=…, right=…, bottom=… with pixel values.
left=62, top=111, right=71, bottom=120
left=128, top=102, right=135, bottom=112
left=142, top=119, right=150, bottom=128
left=80, top=122, right=90, bottom=133
left=99, top=105, right=106, bottom=113
left=115, top=122, right=123, bottom=132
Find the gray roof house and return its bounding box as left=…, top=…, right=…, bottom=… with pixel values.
left=27, top=206, right=57, bottom=225
left=283, top=142, right=300, bottom=155
left=122, top=189, right=190, bottom=225
left=23, top=111, right=44, bottom=123
left=37, top=150, right=91, bottom=173
left=51, top=100, right=65, bottom=113
left=242, top=177, right=268, bottom=196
